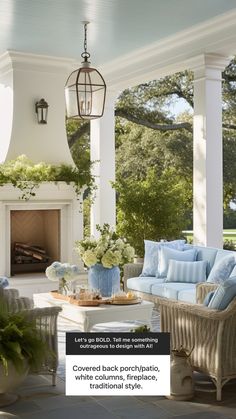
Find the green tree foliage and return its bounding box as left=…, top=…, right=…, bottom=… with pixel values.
left=116, top=123, right=193, bottom=181
left=66, top=119, right=91, bottom=177
left=224, top=207, right=236, bottom=229
left=114, top=168, right=188, bottom=256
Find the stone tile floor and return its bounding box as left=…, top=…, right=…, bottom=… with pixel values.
left=1, top=373, right=236, bottom=419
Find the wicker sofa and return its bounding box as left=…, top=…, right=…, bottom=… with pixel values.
left=159, top=283, right=236, bottom=401
left=0, top=287, right=62, bottom=385
left=123, top=245, right=236, bottom=306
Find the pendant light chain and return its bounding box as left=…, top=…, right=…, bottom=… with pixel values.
left=84, top=23, right=87, bottom=54
left=82, top=23, right=90, bottom=61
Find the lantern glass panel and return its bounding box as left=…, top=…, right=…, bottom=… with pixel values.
left=66, top=70, right=78, bottom=87
left=65, top=86, right=78, bottom=118
left=90, top=87, right=106, bottom=117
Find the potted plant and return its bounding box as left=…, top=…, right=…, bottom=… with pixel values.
left=0, top=302, right=47, bottom=407
left=75, top=224, right=135, bottom=297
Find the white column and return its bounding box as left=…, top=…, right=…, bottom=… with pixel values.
left=90, top=91, right=117, bottom=237
left=193, top=54, right=230, bottom=248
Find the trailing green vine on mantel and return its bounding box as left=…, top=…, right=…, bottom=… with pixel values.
left=0, top=155, right=94, bottom=200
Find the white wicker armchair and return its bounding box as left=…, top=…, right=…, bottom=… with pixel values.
left=0, top=287, right=62, bottom=385
left=159, top=283, right=236, bottom=401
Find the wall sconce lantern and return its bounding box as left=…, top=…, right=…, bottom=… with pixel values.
left=65, top=22, right=106, bottom=120
left=35, top=98, right=49, bottom=124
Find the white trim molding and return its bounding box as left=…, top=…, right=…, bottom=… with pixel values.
left=0, top=50, right=75, bottom=75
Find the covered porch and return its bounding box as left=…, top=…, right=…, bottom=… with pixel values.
left=1, top=1, right=236, bottom=418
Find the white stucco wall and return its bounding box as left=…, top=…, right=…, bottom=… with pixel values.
left=0, top=51, right=75, bottom=165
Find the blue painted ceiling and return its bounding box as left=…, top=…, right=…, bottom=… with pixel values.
left=0, top=0, right=236, bottom=65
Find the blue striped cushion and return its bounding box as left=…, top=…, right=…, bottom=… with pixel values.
left=158, top=247, right=197, bottom=278
left=207, top=277, right=236, bottom=310
left=166, top=260, right=207, bottom=283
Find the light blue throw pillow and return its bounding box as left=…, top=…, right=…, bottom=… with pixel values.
left=166, top=260, right=207, bottom=283
left=157, top=247, right=197, bottom=278
left=207, top=277, right=236, bottom=310
left=140, top=239, right=186, bottom=277
left=207, top=255, right=236, bottom=284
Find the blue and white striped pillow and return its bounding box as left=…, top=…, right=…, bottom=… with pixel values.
left=166, top=260, right=207, bottom=283
left=158, top=247, right=197, bottom=278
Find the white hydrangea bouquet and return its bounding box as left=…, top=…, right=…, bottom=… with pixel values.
left=75, top=224, right=135, bottom=269
left=45, top=261, right=80, bottom=293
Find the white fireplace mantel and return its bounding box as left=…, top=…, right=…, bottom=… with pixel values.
left=0, top=182, right=83, bottom=276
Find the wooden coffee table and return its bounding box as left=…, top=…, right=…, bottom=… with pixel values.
left=33, top=293, right=154, bottom=332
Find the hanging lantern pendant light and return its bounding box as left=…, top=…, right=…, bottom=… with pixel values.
left=65, top=22, right=106, bottom=120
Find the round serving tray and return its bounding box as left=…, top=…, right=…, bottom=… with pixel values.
left=110, top=298, right=141, bottom=305
left=74, top=299, right=101, bottom=306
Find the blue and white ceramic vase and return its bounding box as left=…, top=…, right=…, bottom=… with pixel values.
left=88, top=264, right=120, bottom=297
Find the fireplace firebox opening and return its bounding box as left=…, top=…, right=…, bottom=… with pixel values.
left=11, top=209, right=60, bottom=275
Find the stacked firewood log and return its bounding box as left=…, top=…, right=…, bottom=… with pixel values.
left=13, top=242, right=50, bottom=264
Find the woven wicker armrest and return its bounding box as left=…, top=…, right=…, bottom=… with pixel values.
left=0, top=288, right=34, bottom=312
left=23, top=306, right=62, bottom=350
left=23, top=306, right=62, bottom=320
left=196, top=282, right=219, bottom=304
left=22, top=306, right=62, bottom=378
left=0, top=288, right=20, bottom=299
left=10, top=297, right=34, bottom=312
left=124, top=263, right=143, bottom=279
left=159, top=296, right=236, bottom=320
left=123, top=263, right=143, bottom=291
